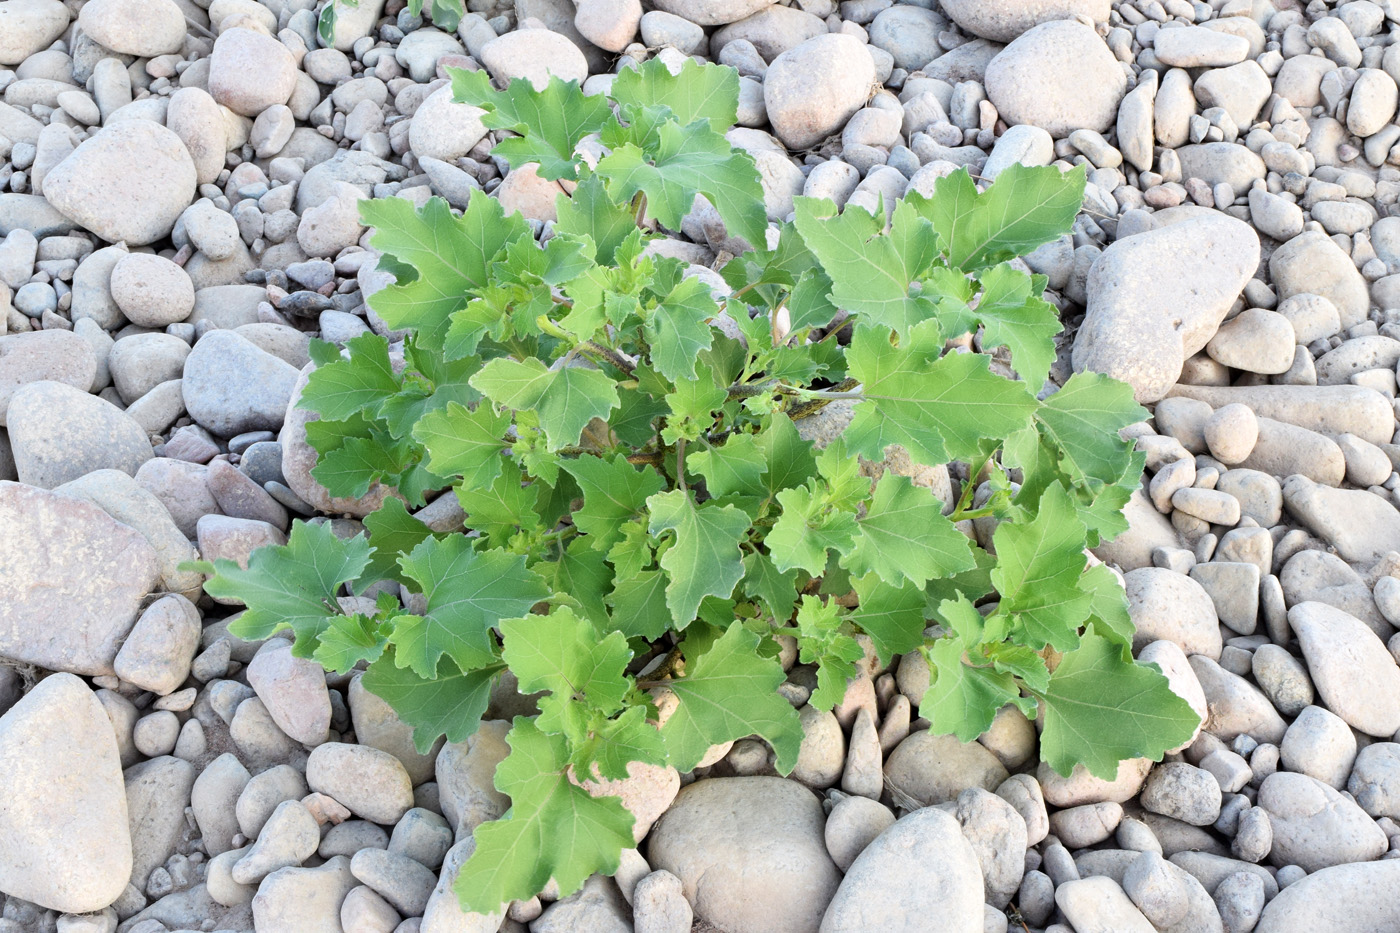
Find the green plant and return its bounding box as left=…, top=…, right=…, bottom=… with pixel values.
left=196, top=59, right=1199, bottom=913
left=318, top=0, right=464, bottom=48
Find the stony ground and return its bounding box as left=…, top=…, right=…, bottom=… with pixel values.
left=6, top=0, right=1400, bottom=931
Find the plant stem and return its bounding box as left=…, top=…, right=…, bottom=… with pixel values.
left=676, top=439, right=687, bottom=492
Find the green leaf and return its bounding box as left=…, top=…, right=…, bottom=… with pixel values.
left=456, top=718, right=637, bottom=911
left=411, top=401, right=510, bottom=489
left=841, top=474, right=975, bottom=587
left=1037, top=631, right=1201, bottom=779
left=919, top=163, right=1087, bottom=271
left=556, top=172, right=638, bottom=266
left=611, top=57, right=739, bottom=132
left=314, top=613, right=389, bottom=672
left=309, top=430, right=405, bottom=500
left=362, top=195, right=530, bottom=348
left=663, top=622, right=803, bottom=772
left=647, top=489, right=751, bottom=626
left=560, top=455, right=666, bottom=552
left=742, top=552, right=800, bottom=623
left=534, top=536, right=613, bottom=627
left=1035, top=371, right=1149, bottom=486
left=606, top=569, right=673, bottom=640
left=206, top=521, right=372, bottom=656
left=660, top=361, right=726, bottom=445
left=456, top=460, right=543, bottom=546
left=792, top=596, right=864, bottom=710
left=450, top=68, right=611, bottom=181
left=921, top=636, right=1023, bottom=741
left=298, top=334, right=400, bottom=421
left=390, top=536, right=550, bottom=678
left=596, top=118, right=767, bottom=248
left=845, top=321, right=1038, bottom=467
left=758, top=413, right=818, bottom=497
left=849, top=573, right=928, bottom=666
left=689, top=432, right=766, bottom=499
left=792, top=196, right=939, bottom=336
left=359, top=496, right=439, bottom=590
left=363, top=651, right=502, bottom=754
left=990, top=483, right=1092, bottom=652
left=939, top=263, right=1061, bottom=389
left=470, top=357, right=620, bottom=450
left=500, top=606, right=631, bottom=738
left=766, top=482, right=858, bottom=577
left=1083, top=563, right=1133, bottom=649
left=646, top=274, right=717, bottom=383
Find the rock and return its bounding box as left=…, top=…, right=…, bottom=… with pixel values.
left=1193, top=61, right=1271, bottom=127
left=1257, top=771, right=1387, bottom=871
left=1189, top=655, right=1287, bottom=744
left=237, top=764, right=309, bottom=839
left=1073, top=214, right=1259, bottom=402
left=246, top=640, right=331, bottom=746
left=1280, top=705, right=1356, bottom=790
left=351, top=848, right=438, bottom=917
left=1122, top=851, right=1189, bottom=927
left=77, top=0, right=185, bottom=57
left=650, top=0, right=772, bottom=26
left=647, top=777, right=842, bottom=933
left=952, top=788, right=1027, bottom=909
left=984, top=20, right=1126, bottom=137
left=341, top=885, right=401, bottom=933
left=1177, top=142, right=1266, bottom=198
left=1270, top=230, right=1370, bottom=330
left=1140, top=763, right=1222, bottom=827
left=1123, top=567, right=1222, bottom=659
left=1039, top=757, right=1151, bottom=807
left=183, top=330, right=299, bottom=437
left=0, top=481, right=158, bottom=675
left=252, top=856, right=358, bottom=933
left=1285, top=475, right=1400, bottom=566
left=387, top=808, right=452, bottom=869
left=409, top=85, right=488, bottom=164
left=1206, top=309, right=1296, bottom=375
left=938, top=0, right=1107, bottom=42
left=108, top=334, right=189, bottom=405
left=420, top=837, right=506, bottom=933
left=109, top=254, right=195, bottom=328
left=1289, top=601, right=1400, bottom=737
left=1153, top=25, right=1249, bottom=67
left=576, top=760, right=680, bottom=843
left=479, top=28, right=589, bottom=90
left=208, top=28, right=298, bottom=117
left=191, top=754, right=251, bottom=858
left=793, top=705, right=845, bottom=789
left=124, top=755, right=196, bottom=890
left=281, top=363, right=396, bottom=517
left=865, top=5, right=942, bottom=71
left=1349, top=743, right=1400, bottom=819
left=435, top=719, right=512, bottom=839
left=307, top=743, right=414, bottom=825
left=1055, top=876, right=1156, bottom=933
left=632, top=869, right=691, bottom=933
left=0, top=0, right=71, bottom=66
left=42, top=121, right=197, bottom=247
left=136, top=458, right=218, bottom=539
left=763, top=34, right=875, bottom=151
left=297, top=181, right=366, bottom=258
left=0, top=330, right=97, bottom=425
left=113, top=595, right=202, bottom=695
left=575, top=0, right=642, bottom=52
left=1255, top=860, right=1400, bottom=932
left=349, top=676, right=442, bottom=788
left=883, top=731, right=1009, bottom=809
left=820, top=806, right=983, bottom=933
left=0, top=673, right=132, bottom=913
left=1166, top=384, right=1394, bottom=447
left=823, top=795, right=896, bottom=872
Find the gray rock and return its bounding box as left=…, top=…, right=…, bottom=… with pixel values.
left=435, top=719, right=511, bottom=838
left=280, top=363, right=397, bottom=517
left=0, top=0, right=71, bottom=66
left=0, top=673, right=132, bottom=913
left=1255, top=859, right=1400, bottom=932
left=0, top=330, right=97, bottom=425
left=1349, top=743, right=1400, bottom=819
left=820, top=806, right=983, bottom=933
left=183, top=330, right=299, bottom=437
left=0, top=481, right=158, bottom=675
left=388, top=808, right=452, bottom=870
left=1258, top=771, right=1387, bottom=872
left=1270, top=230, right=1370, bottom=330
left=1141, top=763, right=1223, bottom=827
left=883, top=731, right=1009, bottom=809
left=307, top=743, right=415, bottom=825
left=823, top=794, right=896, bottom=872
left=419, top=837, right=504, bottom=933
left=952, top=787, right=1027, bottom=909
left=1124, top=567, right=1222, bottom=659
left=939, top=0, right=1107, bottom=42
left=648, top=777, right=842, bottom=933
left=124, top=755, right=196, bottom=891
left=1122, top=851, right=1188, bottom=927
left=984, top=19, right=1125, bottom=137
left=351, top=847, right=437, bottom=917
left=349, top=675, right=442, bottom=788
left=632, top=869, right=691, bottom=933
left=763, top=34, right=874, bottom=151
left=236, top=764, right=310, bottom=839
left=1283, top=475, right=1400, bottom=566
left=113, top=595, right=202, bottom=696
left=191, top=753, right=250, bottom=858
left=1289, top=601, right=1400, bottom=737
left=1280, top=705, right=1356, bottom=790
left=42, top=121, right=196, bottom=247
left=7, top=380, right=152, bottom=488
left=208, top=27, right=298, bottom=117
left=246, top=640, right=330, bottom=747
left=232, top=799, right=320, bottom=885
left=1188, top=655, right=1287, bottom=744
left=1054, top=876, right=1156, bottom=933
left=252, top=856, right=358, bottom=933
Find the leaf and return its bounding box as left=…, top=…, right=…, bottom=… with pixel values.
left=919, top=163, right=1087, bottom=271
left=411, top=401, right=511, bottom=489
left=663, top=622, right=804, bottom=772
left=921, top=636, right=1024, bottom=741
left=1037, top=631, right=1201, bottom=779
left=792, top=196, right=939, bottom=336
left=534, top=536, right=614, bottom=627
left=500, top=607, right=632, bottom=738
left=989, top=483, right=1092, bottom=652
left=596, top=118, right=767, bottom=248
left=362, top=195, right=530, bottom=348
left=606, top=569, right=673, bottom=640
left=938, top=263, right=1061, bottom=389
left=314, top=613, right=389, bottom=672
left=849, top=573, right=928, bottom=666
left=556, top=172, right=638, bottom=266
left=689, top=432, right=766, bottom=499
left=841, top=474, right=975, bottom=587
left=457, top=718, right=638, bottom=911
left=845, top=321, right=1039, bottom=467
left=647, top=489, right=751, bottom=626
left=646, top=274, right=717, bottom=383
left=560, top=454, right=666, bottom=552
left=766, top=482, right=858, bottom=577
left=298, top=334, right=400, bottom=421
left=205, top=521, right=373, bottom=656
left=1035, top=371, right=1149, bottom=486
left=450, top=68, right=611, bottom=181
left=470, top=357, right=620, bottom=450
left=1082, top=562, right=1133, bottom=649
left=309, top=430, right=405, bottom=500
left=742, top=552, right=799, bottom=622
left=758, top=413, right=818, bottom=496
left=611, top=56, right=739, bottom=132
left=363, top=652, right=502, bottom=754
left=456, top=460, right=543, bottom=546
left=660, top=361, right=726, bottom=444
left=390, top=535, right=550, bottom=678
left=792, top=597, right=864, bottom=710
left=359, top=496, right=439, bottom=590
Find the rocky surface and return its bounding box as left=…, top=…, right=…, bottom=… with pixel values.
left=7, top=0, right=1400, bottom=932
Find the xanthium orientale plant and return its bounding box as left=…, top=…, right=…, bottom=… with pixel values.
left=195, top=57, right=1201, bottom=914
left=319, top=0, right=465, bottom=47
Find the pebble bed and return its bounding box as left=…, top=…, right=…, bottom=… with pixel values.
left=4, top=0, right=1400, bottom=931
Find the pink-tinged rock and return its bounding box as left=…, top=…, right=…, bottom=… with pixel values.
left=246, top=640, right=331, bottom=746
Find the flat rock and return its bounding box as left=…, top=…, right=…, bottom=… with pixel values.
left=0, top=673, right=132, bottom=913
left=1256, top=858, right=1400, bottom=932
left=650, top=0, right=773, bottom=25
left=0, top=481, right=158, bottom=675
left=647, top=777, right=842, bottom=933
left=1073, top=214, right=1259, bottom=402
left=820, top=806, right=983, bottom=932
left=1258, top=771, right=1387, bottom=871
left=0, top=330, right=97, bottom=425
left=1166, top=384, right=1394, bottom=446
left=7, top=380, right=152, bottom=488
left=42, top=120, right=197, bottom=247
left=77, top=0, right=185, bottom=57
